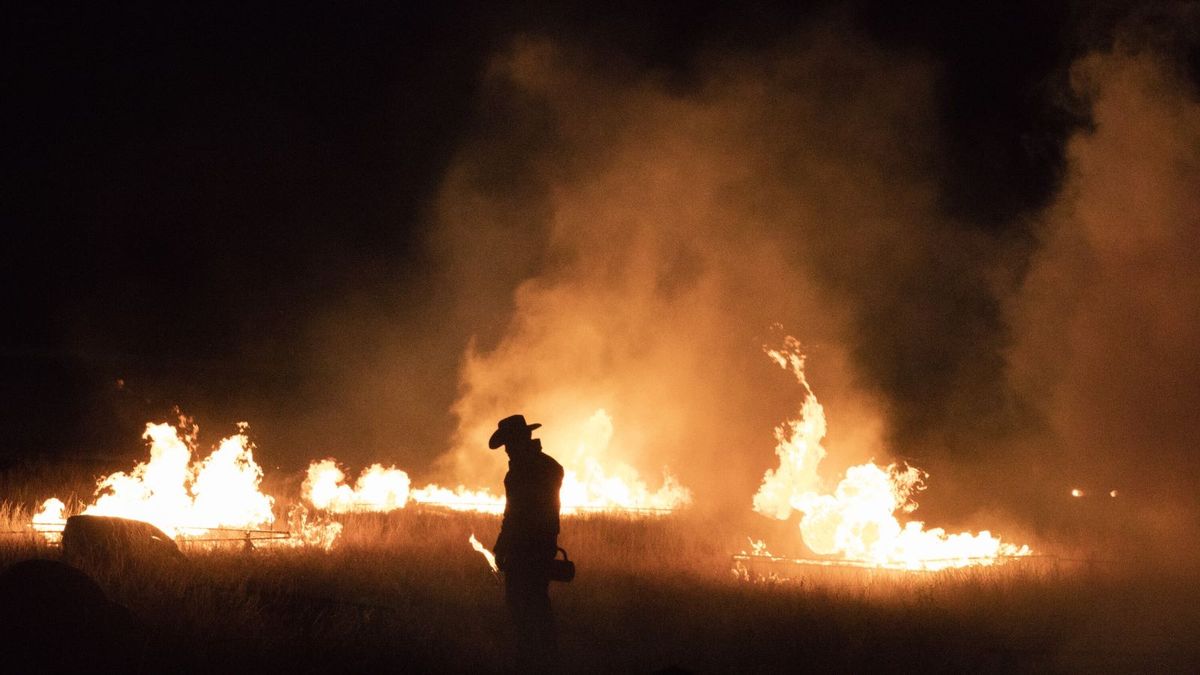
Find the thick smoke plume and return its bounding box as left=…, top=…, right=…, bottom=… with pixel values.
left=1008, top=42, right=1200, bottom=506
left=429, top=29, right=992, bottom=513
left=412, top=12, right=1200, bottom=535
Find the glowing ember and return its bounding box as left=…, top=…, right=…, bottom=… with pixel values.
left=1071, top=488, right=1084, bottom=498
left=33, top=420, right=279, bottom=539
left=469, top=533, right=499, bottom=574
left=753, top=338, right=1031, bottom=570
left=304, top=408, right=691, bottom=515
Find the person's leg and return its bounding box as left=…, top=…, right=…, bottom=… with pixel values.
left=531, top=576, right=558, bottom=666
left=505, top=569, right=538, bottom=669
left=505, top=569, right=557, bottom=671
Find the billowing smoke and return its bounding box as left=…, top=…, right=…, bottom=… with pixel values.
left=1007, top=41, right=1200, bottom=506
left=424, top=12, right=1200, bottom=532
left=428, top=28, right=997, bottom=513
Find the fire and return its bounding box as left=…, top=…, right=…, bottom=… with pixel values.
left=753, top=338, right=1031, bottom=570
left=1071, top=488, right=1084, bottom=498
left=31, top=497, right=67, bottom=542
left=302, top=460, right=506, bottom=514
left=303, top=409, right=691, bottom=515
left=411, top=485, right=507, bottom=513
left=32, top=421, right=273, bottom=537
left=469, top=533, right=499, bottom=574
left=29, top=420, right=345, bottom=547
left=557, top=409, right=692, bottom=513
left=303, top=459, right=411, bottom=513
left=286, top=504, right=343, bottom=551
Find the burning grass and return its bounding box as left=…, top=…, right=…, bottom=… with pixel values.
left=2, top=489, right=1198, bottom=672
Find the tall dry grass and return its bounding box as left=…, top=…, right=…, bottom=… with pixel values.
left=2, top=468, right=1199, bottom=672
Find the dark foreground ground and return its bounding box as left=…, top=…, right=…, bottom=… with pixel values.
left=2, top=492, right=1198, bottom=673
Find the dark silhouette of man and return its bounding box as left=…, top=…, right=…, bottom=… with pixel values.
left=490, top=414, right=563, bottom=671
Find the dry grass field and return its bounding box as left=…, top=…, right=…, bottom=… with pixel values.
left=2, top=465, right=1198, bottom=673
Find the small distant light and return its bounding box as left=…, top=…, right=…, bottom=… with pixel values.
left=1071, top=488, right=1084, bottom=498
left=1109, top=490, right=1118, bottom=498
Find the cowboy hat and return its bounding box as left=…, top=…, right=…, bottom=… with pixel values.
left=488, top=414, right=542, bottom=449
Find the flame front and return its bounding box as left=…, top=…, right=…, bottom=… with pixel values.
left=753, top=338, right=1031, bottom=570
left=303, top=409, right=691, bottom=515
left=411, top=485, right=507, bottom=514
left=304, top=459, right=412, bottom=513
left=33, top=421, right=279, bottom=539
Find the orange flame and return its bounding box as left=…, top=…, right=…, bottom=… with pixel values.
left=31, top=420, right=339, bottom=549
left=469, top=533, right=499, bottom=574
left=31, top=497, right=67, bottom=542
left=303, top=460, right=411, bottom=513
left=753, top=338, right=1030, bottom=570
left=303, top=409, right=691, bottom=515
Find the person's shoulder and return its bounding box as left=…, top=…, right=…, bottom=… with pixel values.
left=539, top=452, right=564, bottom=475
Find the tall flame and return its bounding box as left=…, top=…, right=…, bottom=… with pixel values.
left=33, top=421, right=279, bottom=539
left=91, top=421, right=274, bottom=536
left=753, top=338, right=1030, bottom=570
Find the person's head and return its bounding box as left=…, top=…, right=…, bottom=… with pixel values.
left=488, top=414, right=542, bottom=458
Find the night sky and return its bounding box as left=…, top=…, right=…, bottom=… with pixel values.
left=3, top=2, right=1198, bottom=511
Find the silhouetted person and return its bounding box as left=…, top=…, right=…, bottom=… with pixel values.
left=490, top=414, right=563, bottom=672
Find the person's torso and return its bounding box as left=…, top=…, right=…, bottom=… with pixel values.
left=502, top=452, right=563, bottom=545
